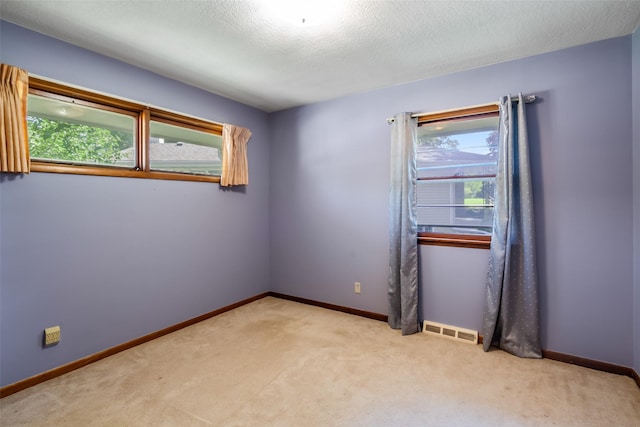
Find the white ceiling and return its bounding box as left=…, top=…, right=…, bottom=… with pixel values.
left=2, top=0, right=640, bottom=112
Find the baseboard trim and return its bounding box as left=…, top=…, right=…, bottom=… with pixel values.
left=268, top=292, right=388, bottom=322
left=632, top=368, right=640, bottom=389
left=475, top=336, right=639, bottom=390
left=0, top=292, right=270, bottom=399
left=541, top=349, right=634, bottom=377
left=543, top=350, right=640, bottom=390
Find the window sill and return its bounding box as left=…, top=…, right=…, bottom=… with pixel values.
left=418, top=232, right=491, bottom=250
left=30, top=162, right=220, bottom=183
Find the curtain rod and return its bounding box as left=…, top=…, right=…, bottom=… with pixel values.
left=386, top=94, right=537, bottom=124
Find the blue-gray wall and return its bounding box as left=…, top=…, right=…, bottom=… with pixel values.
left=632, top=27, right=640, bottom=375
left=269, top=36, right=635, bottom=367
left=0, top=22, right=270, bottom=387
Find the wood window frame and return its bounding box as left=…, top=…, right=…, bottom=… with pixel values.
left=28, top=77, right=223, bottom=183
left=416, top=104, right=499, bottom=250
left=418, top=232, right=491, bottom=249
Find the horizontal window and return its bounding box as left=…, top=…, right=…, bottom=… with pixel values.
left=27, top=77, right=222, bottom=183
left=417, top=107, right=499, bottom=248
left=149, top=120, right=222, bottom=176
left=28, top=94, right=136, bottom=168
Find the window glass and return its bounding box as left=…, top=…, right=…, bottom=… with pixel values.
left=148, top=120, right=222, bottom=176
left=417, top=114, right=499, bottom=235
left=27, top=94, right=135, bottom=167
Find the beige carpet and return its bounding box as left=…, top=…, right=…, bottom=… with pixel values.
left=2, top=297, right=639, bottom=426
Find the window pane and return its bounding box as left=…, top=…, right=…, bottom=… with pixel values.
left=27, top=94, right=135, bottom=167
left=417, top=206, right=494, bottom=234
left=417, top=116, right=498, bottom=179
left=417, top=114, right=499, bottom=236
left=417, top=178, right=494, bottom=235
left=149, top=121, right=222, bottom=175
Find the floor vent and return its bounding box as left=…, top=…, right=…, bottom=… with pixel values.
left=422, top=321, right=478, bottom=345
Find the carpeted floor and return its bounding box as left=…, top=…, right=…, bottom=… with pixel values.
left=2, top=296, right=639, bottom=426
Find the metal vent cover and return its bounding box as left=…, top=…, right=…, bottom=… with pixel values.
left=422, top=320, right=478, bottom=345
left=424, top=324, right=441, bottom=334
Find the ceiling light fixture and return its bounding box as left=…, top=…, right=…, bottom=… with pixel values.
left=260, top=0, right=346, bottom=28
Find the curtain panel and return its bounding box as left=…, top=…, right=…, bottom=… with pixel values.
left=482, top=94, right=541, bottom=358
left=0, top=64, right=30, bottom=173
left=221, top=124, right=251, bottom=186
left=388, top=112, right=419, bottom=335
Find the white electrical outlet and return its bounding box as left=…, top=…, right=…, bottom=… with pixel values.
left=354, top=282, right=361, bottom=294
left=44, top=326, right=61, bottom=346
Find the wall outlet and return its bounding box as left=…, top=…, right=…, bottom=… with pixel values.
left=354, top=282, right=361, bottom=294
left=44, top=325, right=61, bottom=346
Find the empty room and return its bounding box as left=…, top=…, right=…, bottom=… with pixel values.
left=1, top=0, right=640, bottom=425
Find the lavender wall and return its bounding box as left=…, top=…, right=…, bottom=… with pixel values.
left=632, top=28, right=640, bottom=374
left=420, top=246, right=488, bottom=331
left=0, top=22, right=270, bottom=387
left=1, top=20, right=636, bottom=388
left=269, top=37, right=635, bottom=366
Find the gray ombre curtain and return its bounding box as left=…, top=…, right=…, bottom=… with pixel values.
left=482, top=94, right=541, bottom=358
left=388, top=112, right=419, bottom=335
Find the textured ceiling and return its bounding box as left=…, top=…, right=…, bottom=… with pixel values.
left=2, top=0, right=640, bottom=112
